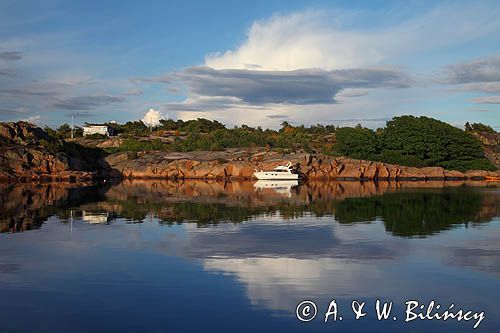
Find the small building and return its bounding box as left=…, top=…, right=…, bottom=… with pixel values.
left=83, top=124, right=114, bottom=136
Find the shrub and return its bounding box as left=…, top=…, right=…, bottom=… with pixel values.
left=85, top=133, right=107, bottom=140
left=465, top=122, right=496, bottom=134
left=105, top=139, right=170, bottom=153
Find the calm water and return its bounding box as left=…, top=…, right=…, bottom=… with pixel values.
left=0, top=180, right=499, bottom=332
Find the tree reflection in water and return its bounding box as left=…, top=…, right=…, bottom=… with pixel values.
left=0, top=180, right=498, bottom=237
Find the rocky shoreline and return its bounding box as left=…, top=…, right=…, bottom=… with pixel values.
left=101, top=149, right=500, bottom=181
left=1, top=122, right=499, bottom=182
left=3, top=149, right=499, bottom=182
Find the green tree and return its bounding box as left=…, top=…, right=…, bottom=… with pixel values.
left=120, top=121, right=149, bottom=136
left=466, top=122, right=495, bottom=134
left=73, top=126, right=84, bottom=137
left=334, top=126, right=379, bottom=159
left=56, top=123, right=72, bottom=139
left=379, top=116, right=495, bottom=171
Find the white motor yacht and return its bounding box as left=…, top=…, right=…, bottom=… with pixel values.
left=253, top=162, right=299, bottom=180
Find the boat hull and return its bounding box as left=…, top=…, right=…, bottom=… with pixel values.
left=253, top=171, right=299, bottom=180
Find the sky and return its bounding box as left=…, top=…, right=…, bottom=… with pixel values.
left=0, top=0, right=499, bottom=129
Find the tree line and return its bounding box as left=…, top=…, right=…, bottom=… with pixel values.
left=44, top=116, right=497, bottom=171
left=334, top=116, right=495, bottom=171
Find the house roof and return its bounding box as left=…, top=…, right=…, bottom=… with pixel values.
left=83, top=124, right=109, bottom=127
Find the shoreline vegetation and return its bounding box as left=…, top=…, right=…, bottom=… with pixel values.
left=0, top=115, right=498, bottom=182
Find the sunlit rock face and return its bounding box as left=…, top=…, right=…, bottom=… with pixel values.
left=0, top=122, right=97, bottom=181
left=471, top=131, right=500, bottom=168
left=104, top=150, right=500, bottom=180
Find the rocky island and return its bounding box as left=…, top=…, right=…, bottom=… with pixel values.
left=0, top=117, right=499, bottom=182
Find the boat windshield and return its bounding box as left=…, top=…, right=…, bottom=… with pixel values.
left=273, top=166, right=292, bottom=171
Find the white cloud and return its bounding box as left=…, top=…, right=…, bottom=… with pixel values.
left=206, top=4, right=500, bottom=71
left=205, top=10, right=378, bottom=70
left=157, top=4, right=499, bottom=128
left=141, top=108, right=162, bottom=127
left=132, top=3, right=500, bottom=128
left=22, top=114, right=41, bottom=124
left=206, top=10, right=389, bottom=71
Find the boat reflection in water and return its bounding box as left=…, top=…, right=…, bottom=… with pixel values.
left=0, top=179, right=498, bottom=236
left=253, top=179, right=299, bottom=197
left=0, top=180, right=499, bottom=332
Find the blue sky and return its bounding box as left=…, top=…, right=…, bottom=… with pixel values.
left=0, top=0, right=499, bottom=129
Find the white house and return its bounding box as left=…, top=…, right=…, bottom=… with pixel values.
left=83, top=124, right=114, bottom=136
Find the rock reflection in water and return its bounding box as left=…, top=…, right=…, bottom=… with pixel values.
left=0, top=180, right=499, bottom=333
left=0, top=180, right=498, bottom=237
left=0, top=182, right=109, bottom=233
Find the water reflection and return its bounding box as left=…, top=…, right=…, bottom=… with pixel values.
left=0, top=180, right=499, bottom=332
left=1, top=180, right=498, bottom=237
left=253, top=179, right=299, bottom=197
left=0, top=183, right=109, bottom=233
left=335, top=189, right=495, bottom=236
